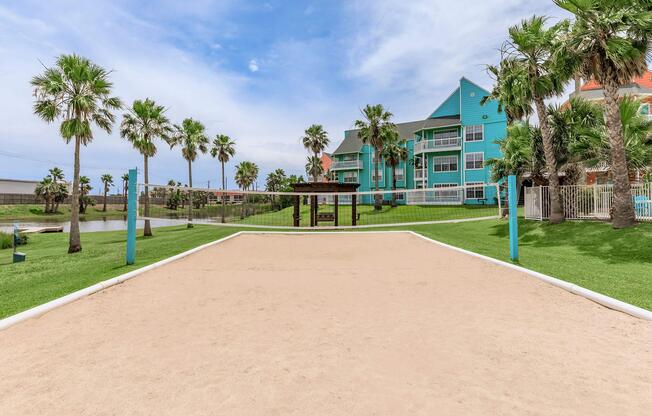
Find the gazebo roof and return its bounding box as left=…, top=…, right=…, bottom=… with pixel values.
left=292, top=182, right=359, bottom=193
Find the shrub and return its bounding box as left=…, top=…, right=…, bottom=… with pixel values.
left=0, top=231, right=28, bottom=250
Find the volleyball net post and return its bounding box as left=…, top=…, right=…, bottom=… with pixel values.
left=126, top=168, right=137, bottom=265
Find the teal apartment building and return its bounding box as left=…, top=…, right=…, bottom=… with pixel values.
left=331, top=77, right=507, bottom=205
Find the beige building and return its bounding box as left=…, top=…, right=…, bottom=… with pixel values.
left=0, top=178, right=40, bottom=194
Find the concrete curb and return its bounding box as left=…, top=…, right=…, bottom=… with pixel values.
left=406, top=231, right=652, bottom=321
left=0, top=232, right=245, bottom=331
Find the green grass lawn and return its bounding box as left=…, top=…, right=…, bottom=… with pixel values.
left=0, top=204, right=128, bottom=222
left=1, top=218, right=651, bottom=320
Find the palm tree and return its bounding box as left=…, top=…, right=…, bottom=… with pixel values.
left=31, top=54, right=121, bottom=253
left=210, top=134, right=236, bottom=223
left=482, top=58, right=533, bottom=123
left=305, top=155, right=324, bottom=183
left=554, top=0, right=652, bottom=228
left=502, top=16, right=570, bottom=224
left=166, top=118, right=209, bottom=228
left=100, top=174, right=113, bottom=212
left=48, top=167, right=66, bottom=213
left=121, top=173, right=130, bottom=211
left=235, top=161, right=259, bottom=219
left=120, top=98, right=172, bottom=236
left=34, top=176, right=56, bottom=214
left=79, top=176, right=93, bottom=214
left=301, top=124, right=330, bottom=181
left=380, top=129, right=408, bottom=207
left=354, top=104, right=395, bottom=210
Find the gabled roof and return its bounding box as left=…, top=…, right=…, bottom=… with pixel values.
left=333, top=116, right=460, bottom=155
left=581, top=70, right=652, bottom=91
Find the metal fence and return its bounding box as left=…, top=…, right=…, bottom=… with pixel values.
left=0, top=193, right=129, bottom=205
left=524, top=183, right=652, bottom=222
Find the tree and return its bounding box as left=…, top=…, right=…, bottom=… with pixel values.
left=235, top=161, right=259, bottom=219
left=501, top=16, right=570, bottom=224
left=301, top=124, right=330, bottom=181
left=354, top=104, right=395, bottom=210
left=305, top=156, right=324, bottom=184
left=121, top=173, right=130, bottom=211
left=100, top=174, right=114, bottom=212
left=209, top=134, right=236, bottom=223
left=31, top=54, right=121, bottom=253
left=79, top=176, right=93, bottom=214
left=554, top=0, right=652, bottom=228
left=34, top=176, right=56, bottom=214
left=48, top=167, right=67, bottom=213
left=482, top=58, right=533, bottom=123
left=380, top=128, right=408, bottom=207
left=166, top=118, right=209, bottom=228
left=120, top=98, right=172, bottom=236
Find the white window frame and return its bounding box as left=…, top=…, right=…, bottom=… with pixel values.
left=394, top=192, right=405, bottom=201
left=464, top=125, right=484, bottom=142
left=371, top=170, right=383, bottom=182
left=394, top=167, right=405, bottom=182
left=465, top=181, right=485, bottom=199
left=343, top=171, right=358, bottom=183
left=433, top=155, right=458, bottom=173
left=465, top=152, right=484, bottom=170
left=432, top=129, right=459, bottom=141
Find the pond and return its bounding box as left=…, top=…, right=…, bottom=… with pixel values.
left=0, top=218, right=188, bottom=233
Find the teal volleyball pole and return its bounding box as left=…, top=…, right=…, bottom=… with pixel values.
left=126, top=168, right=137, bottom=265
left=508, top=175, right=519, bottom=261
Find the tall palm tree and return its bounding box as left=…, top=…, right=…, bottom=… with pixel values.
left=502, top=16, right=570, bottom=224
left=210, top=134, right=236, bottom=223
left=166, top=118, right=209, bottom=228
left=235, top=161, right=259, bottom=219
left=120, top=98, right=172, bottom=236
left=554, top=0, right=652, bottom=228
left=380, top=129, right=408, bottom=207
left=32, top=54, right=121, bottom=253
left=301, top=124, right=330, bottom=181
left=354, top=104, right=395, bottom=210
left=100, top=174, right=113, bottom=212
left=121, top=173, right=130, bottom=211
left=482, top=58, right=533, bottom=123
left=305, top=155, right=324, bottom=183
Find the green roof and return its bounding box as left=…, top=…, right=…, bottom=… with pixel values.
left=333, top=116, right=460, bottom=155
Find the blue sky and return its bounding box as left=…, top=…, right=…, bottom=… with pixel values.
left=0, top=0, right=569, bottom=191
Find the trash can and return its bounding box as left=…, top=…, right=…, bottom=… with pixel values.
left=13, top=252, right=26, bottom=263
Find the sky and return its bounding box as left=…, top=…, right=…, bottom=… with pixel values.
left=0, top=0, right=571, bottom=192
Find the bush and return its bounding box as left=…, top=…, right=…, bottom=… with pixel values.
left=0, top=231, right=28, bottom=250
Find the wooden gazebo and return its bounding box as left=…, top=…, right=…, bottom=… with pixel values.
left=291, top=182, right=360, bottom=227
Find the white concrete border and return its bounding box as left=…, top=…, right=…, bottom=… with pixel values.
left=2, top=229, right=649, bottom=332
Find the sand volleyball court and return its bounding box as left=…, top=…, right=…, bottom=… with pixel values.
left=1, top=232, right=651, bottom=415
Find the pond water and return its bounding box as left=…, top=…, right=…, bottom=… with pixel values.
left=0, top=218, right=188, bottom=233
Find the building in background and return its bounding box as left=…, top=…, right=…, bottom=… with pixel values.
left=0, top=178, right=40, bottom=194
left=330, top=77, right=507, bottom=204
left=319, top=152, right=333, bottom=182
left=568, top=70, right=652, bottom=184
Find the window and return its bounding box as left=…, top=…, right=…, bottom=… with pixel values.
left=394, top=168, right=404, bottom=182
left=372, top=170, right=383, bottom=182
left=465, top=182, right=485, bottom=199
left=395, top=192, right=405, bottom=200
left=433, top=183, right=460, bottom=201
left=433, top=155, right=458, bottom=172
left=342, top=154, right=357, bottom=161
left=640, top=104, right=650, bottom=115
left=343, top=172, right=358, bottom=183
left=465, top=152, right=484, bottom=170
left=433, top=129, right=459, bottom=140
left=465, top=125, right=483, bottom=142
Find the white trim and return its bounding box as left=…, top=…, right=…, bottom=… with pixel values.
left=464, top=124, right=484, bottom=142
left=464, top=181, right=485, bottom=199
left=433, top=155, right=459, bottom=173
left=407, top=231, right=652, bottom=321
left=2, top=229, right=648, bottom=332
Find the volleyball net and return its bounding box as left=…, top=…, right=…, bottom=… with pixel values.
left=137, top=183, right=503, bottom=229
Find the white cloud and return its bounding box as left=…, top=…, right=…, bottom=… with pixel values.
left=248, top=59, right=259, bottom=72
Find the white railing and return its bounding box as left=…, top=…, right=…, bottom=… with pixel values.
left=331, top=159, right=363, bottom=170
left=414, top=137, right=462, bottom=154
left=524, top=183, right=652, bottom=222
left=406, top=188, right=464, bottom=205
left=414, top=169, right=426, bottom=179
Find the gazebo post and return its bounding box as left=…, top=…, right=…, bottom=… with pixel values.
left=334, top=195, right=339, bottom=226
left=351, top=194, right=357, bottom=226
left=310, top=195, right=315, bottom=227
left=293, top=195, right=300, bottom=227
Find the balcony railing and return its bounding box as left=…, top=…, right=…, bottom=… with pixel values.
left=331, top=159, right=363, bottom=170
left=414, top=169, right=426, bottom=179
left=414, top=137, right=462, bottom=154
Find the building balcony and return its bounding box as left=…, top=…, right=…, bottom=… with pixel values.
left=331, top=159, right=363, bottom=170
left=414, top=137, right=462, bottom=154
left=414, top=169, right=427, bottom=179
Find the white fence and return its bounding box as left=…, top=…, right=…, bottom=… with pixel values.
left=525, top=183, right=652, bottom=222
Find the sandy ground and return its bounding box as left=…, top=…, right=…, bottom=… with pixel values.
left=1, top=233, right=651, bottom=415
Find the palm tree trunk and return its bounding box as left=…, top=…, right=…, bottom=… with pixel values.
left=68, top=136, right=82, bottom=253
left=187, top=159, right=193, bottom=228
left=391, top=164, right=397, bottom=208
left=533, top=94, right=563, bottom=224
left=373, top=148, right=381, bottom=210
left=144, top=155, right=152, bottom=236
left=221, top=161, right=226, bottom=223
left=123, top=180, right=127, bottom=211
left=602, top=70, right=635, bottom=228
left=103, top=185, right=107, bottom=212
